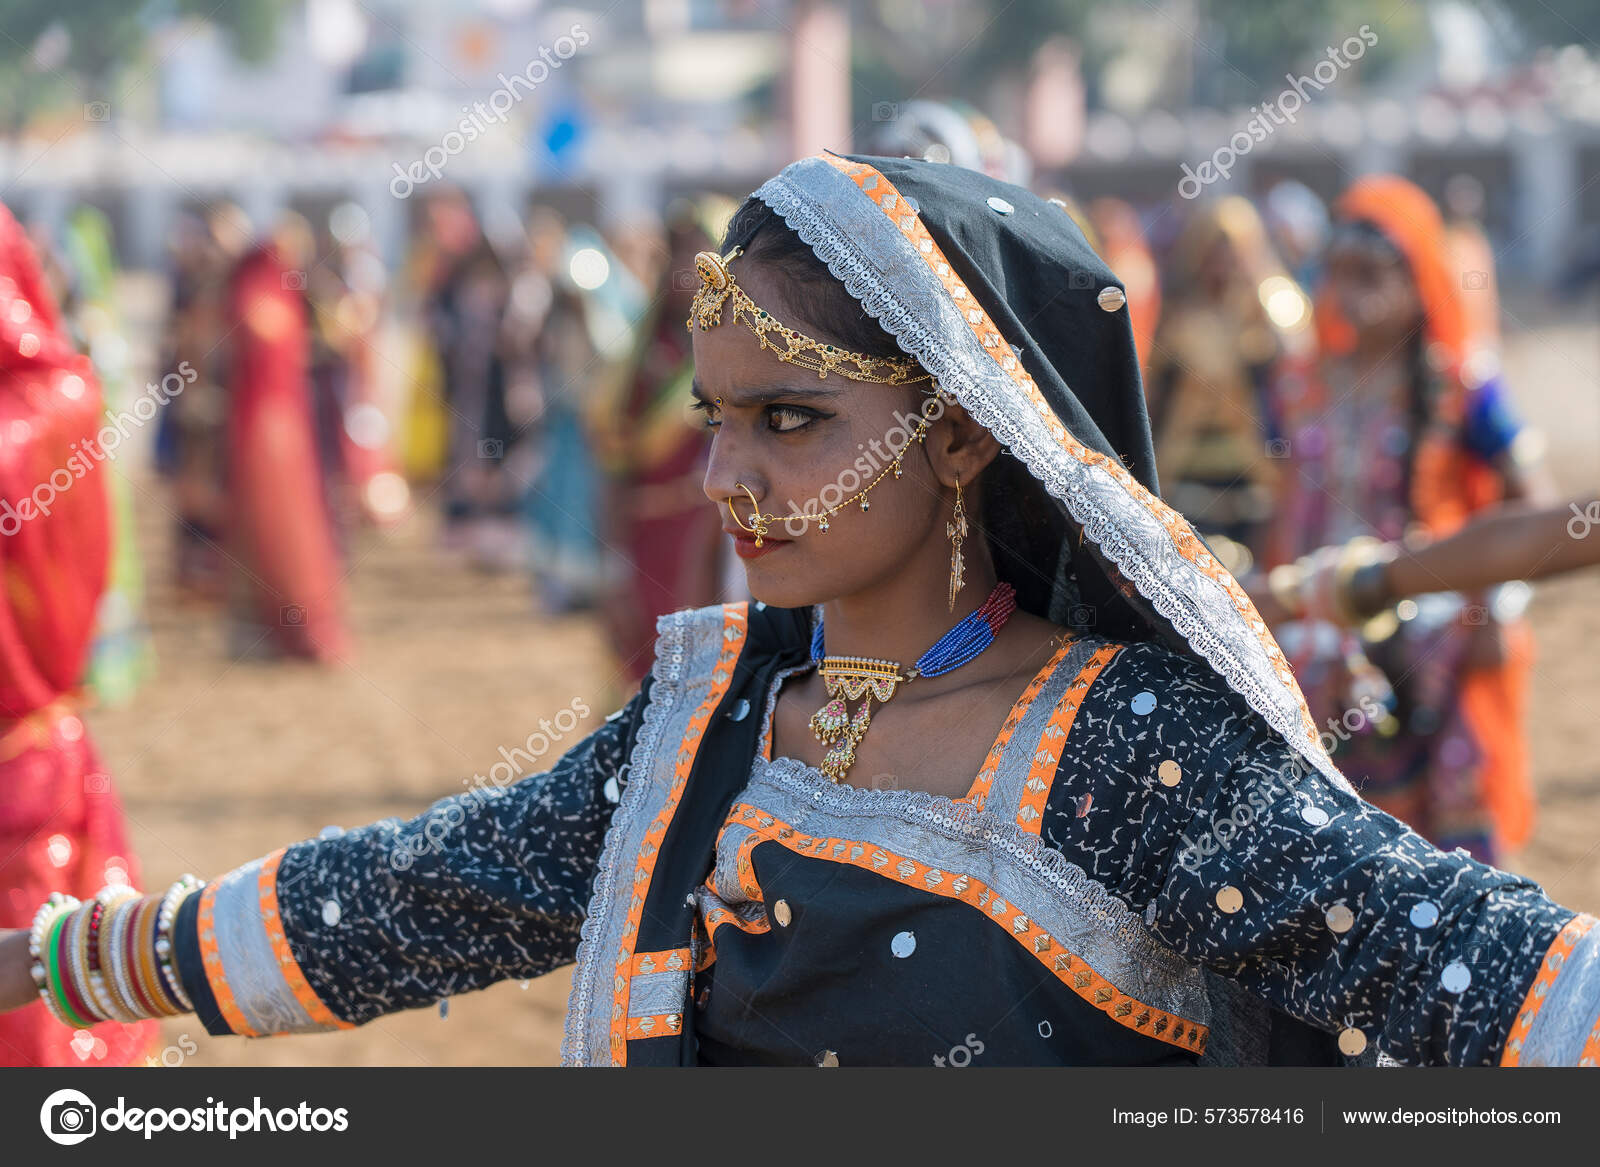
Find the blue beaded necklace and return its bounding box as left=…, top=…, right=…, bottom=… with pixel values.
left=806, top=582, right=1017, bottom=782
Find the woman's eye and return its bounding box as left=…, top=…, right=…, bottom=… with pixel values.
left=690, top=400, right=721, bottom=428
left=767, top=405, right=814, bottom=433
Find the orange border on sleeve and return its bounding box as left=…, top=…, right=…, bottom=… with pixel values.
left=817, top=153, right=1319, bottom=750
left=1501, top=913, right=1597, bottom=1066
left=257, top=848, right=354, bottom=1032
left=628, top=947, right=692, bottom=975
left=729, top=801, right=1207, bottom=1055
left=608, top=603, right=749, bottom=1065
left=964, top=640, right=1073, bottom=812
left=1016, top=644, right=1121, bottom=833
left=196, top=881, right=255, bottom=1038
left=625, top=1012, right=684, bottom=1039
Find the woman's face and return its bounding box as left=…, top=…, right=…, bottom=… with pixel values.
left=1323, top=233, right=1422, bottom=350
left=690, top=258, right=952, bottom=610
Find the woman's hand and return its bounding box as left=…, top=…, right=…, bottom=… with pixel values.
left=0, top=930, right=38, bottom=1013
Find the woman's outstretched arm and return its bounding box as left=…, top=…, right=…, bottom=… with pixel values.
left=0, top=686, right=648, bottom=1036
left=1058, top=642, right=1594, bottom=1066
left=1248, top=493, right=1600, bottom=627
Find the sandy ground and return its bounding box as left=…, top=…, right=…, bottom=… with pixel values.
left=73, top=302, right=1600, bottom=1067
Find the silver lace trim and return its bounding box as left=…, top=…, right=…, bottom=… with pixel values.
left=208, top=858, right=329, bottom=1036
left=561, top=607, right=699, bottom=1066
left=748, top=754, right=1208, bottom=1018
left=1521, top=919, right=1600, bottom=1065
left=753, top=158, right=1351, bottom=797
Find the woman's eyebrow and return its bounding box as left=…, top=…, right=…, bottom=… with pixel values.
left=689, top=378, right=846, bottom=406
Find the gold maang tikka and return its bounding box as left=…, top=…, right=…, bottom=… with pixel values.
left=688, top=247, right=933, bottom=386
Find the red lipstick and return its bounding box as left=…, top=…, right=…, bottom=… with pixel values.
left=731, top=532, right=789, bottom=560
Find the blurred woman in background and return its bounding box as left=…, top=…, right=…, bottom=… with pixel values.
left=220, top=216, right=350, bottom=662
left=1145, top=197, right=1314, bottom=570
left=1264, top=176, right=1557, bottom=864
left=0, top=201, right=154, bottom=1066
left=591, top=200, right=728, bottom=681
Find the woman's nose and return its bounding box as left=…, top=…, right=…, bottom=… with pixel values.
left=701, top=433, right=763, bottom=508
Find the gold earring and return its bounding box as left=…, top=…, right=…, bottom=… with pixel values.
left=947, top=473, right=968, bottom=611
left=728, top=482, right=773, bottom=546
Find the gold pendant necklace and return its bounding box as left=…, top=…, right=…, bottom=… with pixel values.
left=808, top=657, right=917, bottom=783
left=805, top=583, right=1019, bottom=784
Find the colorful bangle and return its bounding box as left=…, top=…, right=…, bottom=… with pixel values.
left=85, top=887, right=138, bottom=1022
left=28, top=894, right=78, bottom=1026
left=155, top=877, right=202, bottom=1012
left=1345, top=552, right=1398, bottom=623
left=1266, top=563, right=1306, bottom=620
left=100, top=893, right=144, bottom=1022
left=48, top=909, right=94, bottom=1029
left=124, top=897, right=167, bottom=1016
left=138, top=894, right=182, bottom=1016
left=66, top=897, right=106, bottom=1023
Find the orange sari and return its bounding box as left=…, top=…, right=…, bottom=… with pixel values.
left=1285, top=176, right=1534, bottom=857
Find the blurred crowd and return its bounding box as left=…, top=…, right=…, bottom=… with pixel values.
left=4, top=98, right=1597, bottom=1063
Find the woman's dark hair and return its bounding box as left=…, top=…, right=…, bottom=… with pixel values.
left=719, top=197, right=1068, bottom=617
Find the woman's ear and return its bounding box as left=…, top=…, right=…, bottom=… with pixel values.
left=926, top=400, right=1001, bottom=488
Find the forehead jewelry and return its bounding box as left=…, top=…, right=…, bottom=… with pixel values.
left=724, top=412, right=932, bottom=546
left=688, top=246, right=932, bottom=386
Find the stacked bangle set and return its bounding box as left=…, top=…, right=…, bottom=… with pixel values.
left=28, top=877, right=203, bottom=1027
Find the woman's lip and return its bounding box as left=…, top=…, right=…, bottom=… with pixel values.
left=732, top=533, right=789, bottom=560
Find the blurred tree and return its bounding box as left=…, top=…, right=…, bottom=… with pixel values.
left=0, top=0, right=291, bottom=130
left=1494, top=0, right=1600, bottom=50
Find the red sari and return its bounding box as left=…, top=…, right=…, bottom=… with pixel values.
left=224, top=247, right=350, bottom=661
left=0, top=202, right=155, bottom=1065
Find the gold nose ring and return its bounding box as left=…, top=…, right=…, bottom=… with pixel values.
left=727, top=482, right=774, bottom=546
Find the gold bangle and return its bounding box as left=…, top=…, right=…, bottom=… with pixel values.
left=132, top=896, right=176, bottom=1016
left=92, top=887, right=141, bottom=1022
left=1331, top=537, right=1391, bottom=625
left=1267, top=563, right=1306, bottom=619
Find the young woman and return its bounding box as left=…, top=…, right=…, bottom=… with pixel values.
left=2, top=155, right=1596, bottom=1067
left=592, top=200, right=728, bottom=680
left=0, top=202, right=155, bottom=1066
left=220, top=226, right=351, bottom=662
left=1265, top=176, right=1557, bottom=866
left=1145, top=197, right=1314, bottom=565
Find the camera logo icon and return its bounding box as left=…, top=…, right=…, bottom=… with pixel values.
left=40, top=1088, right=97, bottom=1145
left=281, top=270, right=307, bottom=291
